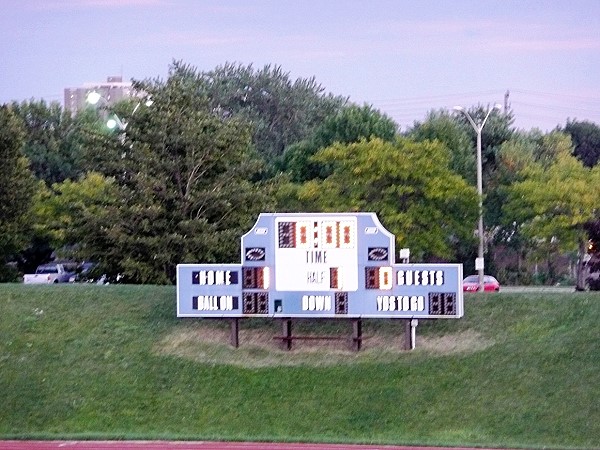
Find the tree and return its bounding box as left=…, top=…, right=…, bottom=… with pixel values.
left=311, top=103, right=398, bottom=146
left=10, top=100, right=90, bottom=185
left=408, top=109, right=474, bottom=183
left=280, top=104, right=398, bottom=182
left=491, top=131, right=573, bottom=282
left=194, top=61, right=347, bottom=161
left=32, top=172, right=119, bottom=255
left=564, top=119, right=600, bottom=167
left=0, top=105, right=39, bottom=280
left=294, top=137, right=479, bottom=261
left=74, top=62, right=277, bottom=284
left=493, top=131, right=573, bottom=226
left=503, top=153, right=600, bottom=288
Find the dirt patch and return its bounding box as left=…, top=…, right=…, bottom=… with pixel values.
left=155, top=325, right=494, bottom=368
left=417, top=330, right=494, bottom=354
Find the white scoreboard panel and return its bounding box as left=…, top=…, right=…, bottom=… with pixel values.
left=177, top=213, right=463, bottom=319
left=274, top=217, right=359, bottom=292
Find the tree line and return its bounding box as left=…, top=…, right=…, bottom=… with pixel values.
left=1, top=60, right=600, bottom=288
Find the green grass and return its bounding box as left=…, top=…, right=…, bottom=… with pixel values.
left=0, top=284, right=599, bottom=449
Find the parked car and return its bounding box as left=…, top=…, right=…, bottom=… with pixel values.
left=462, top=274, right=500, bottom=292
left=68, top=261, right=111, bottom=284
left=69, top=261, right=96, bottom=283
left=23, top=262, right=77, bottom=284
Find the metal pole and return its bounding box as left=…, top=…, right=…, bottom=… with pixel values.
left=454, top=104, right=500, bottom=293
left=410, top=319, right=418, bottom=350
left=352, top=319, right=362, bottom=351
left=229, top=318, right=239, bottom=348
left=476, top=128, right=485, bottom=292
left=403, top=319, right=418, bottom=350
left=403, top=320, right=412, bottom=350
left=282, top=319, right=293, bottom=351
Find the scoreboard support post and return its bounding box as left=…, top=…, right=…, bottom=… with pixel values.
left=230, top=318, right=240, bottom=348
left=403, top=320, right=411, bottom=350
left=403, top=319, right=418, bottom=350
left=352, top=319, right=363, bottom=351
left=281, top=319, right=293, bottom=351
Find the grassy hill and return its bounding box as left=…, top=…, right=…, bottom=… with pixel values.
left=0, top=284, right=598, bottom=449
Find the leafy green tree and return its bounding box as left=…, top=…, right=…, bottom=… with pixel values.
left=311, top=103, right=398, bottom=146
left=0, top=106, right=39, bottom=280
left=408, top=109, right=474, bottom=183
left=10, top=100, right=90, bottom=185
left=195, top=61, right=347, bottom=161
left=281, top=104, right=398, bottom=182
left=74, top=63, right=276, bottom=284
left=295, top=137, right=479, bottom=261
left=564, top=119, right=600, bottom=167
left=490, top=131, right=574, bottom=282
left=32, top=172, right=119, bottom=254
left=503, top=153, right=600, bottom=288
left=493, top=130, right=573, bottom=224
left=9, top=100, right=110, bottom=272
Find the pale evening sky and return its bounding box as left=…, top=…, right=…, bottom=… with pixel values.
left=1, top=0, right=599, bottom=132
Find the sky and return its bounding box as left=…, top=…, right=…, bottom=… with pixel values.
left=1, top=0, right=599, bottom=132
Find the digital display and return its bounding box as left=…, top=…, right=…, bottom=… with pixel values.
left=275, top=217, right=358, bottom=291
left=242, top=267, right=270, bottom=289
left=429, top=292, right=457, bottom=315
left=365, top=266, right=393, bottom=290
left=243, top=292, right=269, bottom=314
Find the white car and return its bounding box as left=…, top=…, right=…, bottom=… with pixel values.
left=23, top=262, right=77, bottom=284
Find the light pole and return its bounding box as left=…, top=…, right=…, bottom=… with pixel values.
left=86, top=91, right=126, bottom=130
left=86, top=91, right=152, bottom=155
left=454, top=104, right=501, bottom=292
left=103, top=115, right=123, bottom=130
left=86, top=91, right=152, bottom=131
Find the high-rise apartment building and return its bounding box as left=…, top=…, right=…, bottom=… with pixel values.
left=64, top=76, right=132, bottom=114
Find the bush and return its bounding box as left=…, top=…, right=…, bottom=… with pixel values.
left=0, top=263, right=20, bottom=282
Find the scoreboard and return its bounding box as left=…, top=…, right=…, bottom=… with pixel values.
left=177, top=212, right=464, bottom=319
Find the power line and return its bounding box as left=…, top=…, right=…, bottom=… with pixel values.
left=363, top=87, right=599, bottom=130
left=510, top=88, right=600, bottom=104
left=511, top=100, right=599, bottom=115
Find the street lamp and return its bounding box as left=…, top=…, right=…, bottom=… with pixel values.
left=106, top=115, right=127, bottom=131
left=86, top=90, right=125, bottom=130
left=86, top=91, right=103, bottom=106
left=86, top=91, right=152, bottom=131
left=454, top=104, right=502, bottom=292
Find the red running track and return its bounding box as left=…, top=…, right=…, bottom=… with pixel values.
left=0, top=442, right=506, bottom=450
